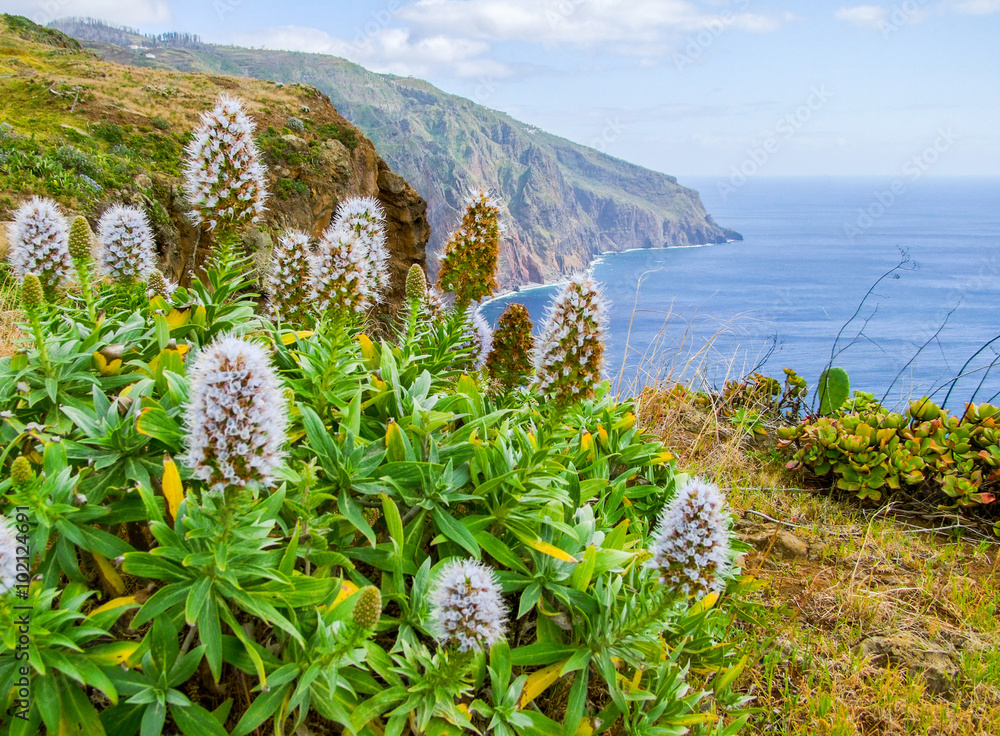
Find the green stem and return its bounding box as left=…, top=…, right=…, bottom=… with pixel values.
left=27, top=307, right=53, bottom=377
left=75, top=261, right=97, bottom=323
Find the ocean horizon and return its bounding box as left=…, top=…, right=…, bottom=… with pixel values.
left=482, top=175, right=1000, bottom=412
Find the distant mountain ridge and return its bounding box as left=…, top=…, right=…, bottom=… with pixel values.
left=53, top=18, right=742, bottom=289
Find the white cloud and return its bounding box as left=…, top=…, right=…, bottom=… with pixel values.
left=233, top=25, right=511, bottom=79
left=398, top=0, right=789, bottom=47
left=949, top=0, right=1000, bottom=13
left=834, top=5, right=890, bottom=29
left=4, top=0, right=172, bottom=26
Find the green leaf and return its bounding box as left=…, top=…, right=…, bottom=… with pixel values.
left=230, top=681, right=294, bottom=736
left=199, top=594, right=223, bottom=683
left=432, top=506, right=480, bottom=558
left=339, top=488, right=376, bottom=545
left=185, top=577, right=212, bottom=625
left=510, top=643, right=578, bottom=667
left=170, top=702, right=231, bottom=736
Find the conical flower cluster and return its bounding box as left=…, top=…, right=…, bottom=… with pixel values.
left=0, top=515, right=18, bottom=594
left=182, top=94, right=268, bottom=230
left=68, top=216, right=95, bottom=264
left=436, top=190, right=503, bottom=307
left=7, top=196, right=71, bottom=298
left=146, top=268, right=176, bottom=302
left=309, top=224, right=373, bottom=315
left=97, top=204, right=157, bottom=284
left=534, top=275, right=607, bottom=406
left=646, top=477, right=731, bottom=597
left=464, top=309, right=493, bottom=371
left=267, top=229, right=313, bottom=322
left=352, top=586, right=382, bottom=629
left=333, top=197, right=389, bottom=301
left=183, top=335, right=287, bottom=494
left=430, top=559, right=507, bottom=652
left=405, top=263, right=427, bottom=305
left=485, top=303, right=534, bottom=391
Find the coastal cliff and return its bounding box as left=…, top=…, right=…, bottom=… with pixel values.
left=51, top=19, right=742, bottom=290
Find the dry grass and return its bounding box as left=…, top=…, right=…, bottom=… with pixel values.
left=637, top=384, right=1000, bottom=735
left=0, top=267, right=21, bottom=358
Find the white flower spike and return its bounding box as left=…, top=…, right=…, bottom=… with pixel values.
left=430, top=559, right=507, bottom=652
left=97, top=203, right=156, bottom=284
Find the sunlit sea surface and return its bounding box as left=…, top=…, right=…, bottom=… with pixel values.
left=481, top=177, right=1000, bottom=411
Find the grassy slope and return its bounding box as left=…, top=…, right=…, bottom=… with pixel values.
left=640, top=387, right=1000, bottom=735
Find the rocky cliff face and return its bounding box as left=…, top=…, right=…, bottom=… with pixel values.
left=52, top=21, right=741, bottom=291
left=0, top=16, right=429, bottom=305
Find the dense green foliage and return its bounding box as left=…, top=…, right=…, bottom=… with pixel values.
left=0, top=96, right=748, bottom=735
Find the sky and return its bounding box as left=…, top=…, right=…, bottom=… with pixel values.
left=5, top=0, right=1000, bottom=178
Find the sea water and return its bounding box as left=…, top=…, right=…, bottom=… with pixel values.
left=481, top=177, right=1000, bottom=411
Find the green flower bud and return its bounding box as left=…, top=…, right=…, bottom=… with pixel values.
left=20, top=273, right=44, bottom=310
left=146, top=269, right=174, bottom=302
left=10, top=456, right=33, bottom=488
left=352, top=585, right=382, bottom=629
left=405, top=263, right=427, bottom=304
left=68, top=216, right=94, bottom=263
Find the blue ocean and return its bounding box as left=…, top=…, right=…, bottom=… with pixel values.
left=481, top=177, right=1000, bottom=411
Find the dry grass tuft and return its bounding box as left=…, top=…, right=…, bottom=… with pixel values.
left=637, top=381, right=1000, bottom=735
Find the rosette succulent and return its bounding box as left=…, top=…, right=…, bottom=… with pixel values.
left=7, top=196, right=71, bottom=299
left=430, top=559, right=507, bottom=652
left=183, top=335, right=287, bottom=494
left=267, top=229, right=313, bottom=323
left=182, top=94, right=268, bottom=231
left=97, top=204, right=157, bottom=284
left=647, top=477, right=732, bottom=597
left=534, top=274, right=608, bottom=406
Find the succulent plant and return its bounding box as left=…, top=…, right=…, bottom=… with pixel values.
left=436, top=190, right=503, bottom=308
left=485, top=303, right=534, bottom=392
left=97, top=203, right=157, bottom=284
left=267, top=229, right=313, bottom=323
left=182, top=94, right=268, bottom=232
left=7, top=196, right=71, bottom=300
left=534, top=274, right=607, bottom=407
left=183, top=335, right=287, bottom=494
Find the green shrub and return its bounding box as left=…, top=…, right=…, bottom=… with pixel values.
left=0, top=99, right=749, bottom=736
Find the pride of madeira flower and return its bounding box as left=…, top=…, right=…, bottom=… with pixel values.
left=534, top=274, right=607, bottom=406
left=437, top=189, right=503, bottom=307
left=183, top=335, right=287, bottom=494
left=333, top=196, right=390, bottom=300
left=647, top=477, right=732, bottom=597
left=182, top=94, right=268, bottom=231
left=267, top=229, right=313, bottom=322
left=430, top=559, right=507, bottom=652
left=7, top=196, right=71, bottom=299
left=310, top=223, right=376, bottom=315
left=97, top=204, right=156, bottom=284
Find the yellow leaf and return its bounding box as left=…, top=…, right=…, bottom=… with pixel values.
left=120, top=383, right=137, bottom=398
left=88, top=595, right=140, bottom=619
left=688, top=591, right=720, bottom=616
left=166, top=308, right=191, bottom=329
left=92, top=351, right=122, bottom=376
left=580, top=431, right=594, bottom=459
left=519, top=659, right=568, bottom=709
left=280, top=330, right=314, bottom=345
left=86, top=640, right=141, bottom=667
left=574, top=719, right=594, bottom=736
left=92, top=552, right=126, bottom=596
left=326, top=580, right=360, bottom=612
left=162, top=454, right=184, bottom=519
left=596, top=425, right=609, bottom=449
left=613, top=412, right=635, bottom=431
left=516, top=533, right=578, bottom=564
left=656, top=450, right=675, bottom=464
left=358, top=333, right=379, bottom=368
